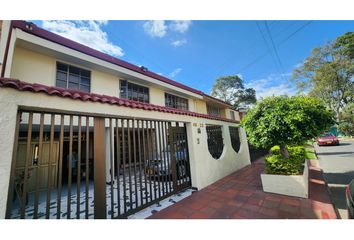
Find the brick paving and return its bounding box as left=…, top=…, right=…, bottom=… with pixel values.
left=149, top=159, right=338, bottom=219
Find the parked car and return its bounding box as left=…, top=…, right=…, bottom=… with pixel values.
left=316, top=132, right=339, bottom=146
left=346, top=179, right=354, bottom=219
left=145, top=149, right=189, bottom=181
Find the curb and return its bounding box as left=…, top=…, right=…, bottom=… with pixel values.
left=312, top=144, right=341, bottom=219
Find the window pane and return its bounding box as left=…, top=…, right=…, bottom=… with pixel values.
left=56, top=71, right=67, bottom=81
left=57, top=63, right=68, bottom=72
left=69, top=74, right=80, bottom=83
left=143, top=94, right=149, bottom=103
left=56, top=79, right=67, bottom=88
left=69, top=66, right=80, bottom=75
left=80, top=76, right=90, bottom=85
left=57, top=62, right=90, bottom=91
left=68, top=82, right=79, bottom=90
left=165, top=93, right=188, bottom=110
left=81, top=69, right=90, bottom=78
left=80, top=85, right=90, bottom=93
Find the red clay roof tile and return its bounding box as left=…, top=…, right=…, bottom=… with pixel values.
left=0, top=78, right=238, bottom=123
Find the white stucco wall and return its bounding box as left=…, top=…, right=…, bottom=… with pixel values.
left=0, top=87, right=251, bottom=218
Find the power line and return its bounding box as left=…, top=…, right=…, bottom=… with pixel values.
left=233, top=21, right=313, bottom=74
left=278, top=21, right=313, bottom=45
left=264, top=21, right=287, bottom=81
left=208, top=21, right=280, bottom=76
left=256, top=22, right=286, bottom=82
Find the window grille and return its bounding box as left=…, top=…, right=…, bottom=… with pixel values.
left=206, top=125, right=224, bottom=159
left=229, top=126, right=241, bottom=153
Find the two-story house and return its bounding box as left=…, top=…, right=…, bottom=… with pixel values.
left=0, top=20, right=251, bottom=219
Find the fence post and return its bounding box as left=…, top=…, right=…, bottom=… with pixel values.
left=94, top=117, right=107, bottom=219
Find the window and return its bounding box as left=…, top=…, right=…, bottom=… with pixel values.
left=230, top=111, right=235, bottom=120
left=206, top=125, right=224, bottom=159
left=165, top=93, right=189, bottom=111
left=56, top=62, right=91, bottom=93
left=229, top=126, right=241, bottom=153
left=120, top=80, right=149, bottom=103
left=207, top=104, right=221, bottom=117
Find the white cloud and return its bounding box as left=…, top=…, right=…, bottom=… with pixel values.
left=169, top=68, right=182, bottom=78
left=143, top=20, right=167, bottom=38
left=171, top=39, right=187, bottom=47
left=41, top=20, right=124, bottom=57
left=170, top=21, right=192, bottom=33
left=245, top=73, right=297, bottom=99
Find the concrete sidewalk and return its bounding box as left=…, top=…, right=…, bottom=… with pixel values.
left=149, top=159, right=337, bottom=219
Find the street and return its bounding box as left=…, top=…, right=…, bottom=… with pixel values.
left=314, top=140, right=354, bottom=219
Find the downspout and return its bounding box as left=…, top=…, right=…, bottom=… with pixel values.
left=1, top=21, right=14, bottom=78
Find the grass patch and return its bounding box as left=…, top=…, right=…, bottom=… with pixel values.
left=305, top=146, right=316, bottom=160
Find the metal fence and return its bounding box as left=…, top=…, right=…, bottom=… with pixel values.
left=6, top=108, right=191, bottom=219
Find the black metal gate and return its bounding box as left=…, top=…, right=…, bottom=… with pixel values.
left=6, top=108, right=192, bottom=219
left=169, top=126, right=191, bottom=192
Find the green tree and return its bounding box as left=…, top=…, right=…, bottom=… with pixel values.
left=292, top=32, right=354, bottom=120
left=338, top=102, right=354, bottom=137
left=334, top=32, right=354, bottom=59
left=211, top=75, right=256, bottom=108
left=241, top=96, right=335, bottom=158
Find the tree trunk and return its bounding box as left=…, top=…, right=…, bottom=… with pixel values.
left=280, top=145, right=290, bottom=159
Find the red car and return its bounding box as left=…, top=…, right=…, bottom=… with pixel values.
left=316, top=132, right=340, bottom=146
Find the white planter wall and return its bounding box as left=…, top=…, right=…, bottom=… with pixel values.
left=260, top=159, right=309, bottom=198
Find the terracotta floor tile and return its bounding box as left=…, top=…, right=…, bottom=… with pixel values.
left=190, top=212, right=209, bottom=219
left=149, top=159, right=337, bottom=219
left=247, top=197, right=264, bottom=206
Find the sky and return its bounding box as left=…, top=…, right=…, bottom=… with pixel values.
left=33, top=20, right=354, bottom=99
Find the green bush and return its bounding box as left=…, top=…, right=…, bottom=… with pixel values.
left=270, top=145, right=280, bottom=155
left=265, top=145, right=306, bottom=175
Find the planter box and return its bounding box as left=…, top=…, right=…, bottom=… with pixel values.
left=260, top=159, right=309, bottom=198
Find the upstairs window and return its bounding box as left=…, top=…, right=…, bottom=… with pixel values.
left=230, top=110, right=236, bottom=120
left=229, top=126, right=241, bottom=153
left=56, top=62, right=91, bottom=93
left=207, top=104, right=221, bottom=117
left=206, top=125, right=224, bottom=159
left=165, top=93, right=189, bottom=111
left=120, top=80, right=149, bottom=103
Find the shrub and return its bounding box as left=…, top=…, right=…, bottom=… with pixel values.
left=270, top=145, right=280, bottom=155
left=265, top=145, right=306, bottom=175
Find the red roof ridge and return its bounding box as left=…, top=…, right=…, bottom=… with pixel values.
left=0, top=77, right=238, bottom=124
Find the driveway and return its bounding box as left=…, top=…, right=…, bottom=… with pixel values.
left=314, top=140, right=354, bottom=219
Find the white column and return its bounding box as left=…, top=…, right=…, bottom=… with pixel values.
left=185, top=122, right=200, bottom=189
left=0, top=100, right=18, bottom=218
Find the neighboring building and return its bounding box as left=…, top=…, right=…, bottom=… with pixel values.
left=0, top=20, right=251, bottom=219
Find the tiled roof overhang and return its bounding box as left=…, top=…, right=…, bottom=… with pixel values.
left=0, top=78, right=239, bottom=124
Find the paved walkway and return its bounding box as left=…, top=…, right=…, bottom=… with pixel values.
left=149, top=159, right=337, bottom=219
